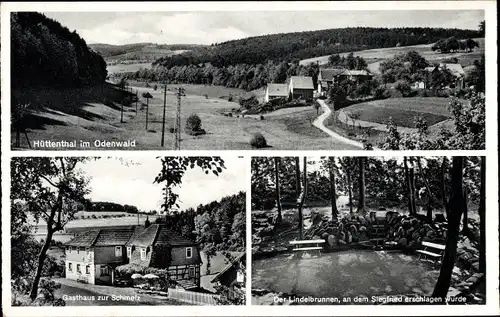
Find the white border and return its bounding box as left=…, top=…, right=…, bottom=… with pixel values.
left=1, top=1, right=498, bottom=316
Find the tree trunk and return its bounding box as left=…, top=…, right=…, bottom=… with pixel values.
left=329, top=157, right=338, bottom=221
left=29, top=228, right=54, bottom=300
left=416, top=157, right=435, bottom=223
left=403, top=156, right=414, bottom=215
left=274, top=157, right=282, bottom=224
left=432, top=157, right=465, bottom=300
left=346, top=167, right=353, bottom=215
left=478, top=156, right=486, bottom=274
left=357, top=157, right=366, bottom=214
left=441, top=157, right=448, bottom=218
left=409, top=157, right=417, bottom=215
left=295, top=157, right=303, bottom=239
left=461, top=187, right=469, bottom=235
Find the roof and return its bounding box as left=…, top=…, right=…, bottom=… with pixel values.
left=290, top=76, right=314, bottom=90
left=266, top=83, right=289, bottom=97
left=345, top=69, right=372, bottom=76
left=425, top=63, right=464, bottom=77
left=127, top=224, right=195, bottom=247
left=319, top=68, right=346, bottom=81
left=64, top=227, right=137, bottom=247
left=211, top=252, right=245, bottom=283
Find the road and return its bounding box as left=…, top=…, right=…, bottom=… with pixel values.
left=313, top=99, right=366, bottom=150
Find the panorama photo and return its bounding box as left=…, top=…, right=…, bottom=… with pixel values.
left=11, top=156, right=246, bottom=306
left=10, top=10, right=485, bottom=150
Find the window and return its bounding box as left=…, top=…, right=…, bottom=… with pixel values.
left=127, top=247, right=132, bottom=258
left=186, top=247, right=193, bottom=259
left=140, top=248, right=146, bottom=260
left=100, top=266, right=109, bottom=276
left=188, top=267, right=195, bottom=278
left=85, top=247, right=90, bottom=255
left=69, top=246, right=73, bottom=253
left=76, top=264, right=81, bottom=273
left=68, top=262, right=73, bottom=272
left=86, top=265, right=90, bottom=274
left=77, top=247, right=80, bottom=254
left=115, top=246, right=122, bottom=257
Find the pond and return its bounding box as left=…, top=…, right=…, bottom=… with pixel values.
left=252, top=250, right=439, bottom=301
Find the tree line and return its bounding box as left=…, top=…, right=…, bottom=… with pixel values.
left=84, top=201, right=139, bottom=214
left=121, top=60, right=321, bottom=91
left=153, top=27, right=481, bottom=68
left=11, top=12, right=107, bottom=89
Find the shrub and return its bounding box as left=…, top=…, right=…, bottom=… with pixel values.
left=122, top=96, right=132, bottom=106
left=374, top=86, right=389, bottom=99
left=394, top=80, right=412, bottom=97
left=228, top=94, right=233, bottom=102
left=153, top=84, right=158, bottom=91
left=250, top=133, right=267, bottom=148
left=260, top=115, right=265, bottom=120
left=185, top=113, right=206, bottom=136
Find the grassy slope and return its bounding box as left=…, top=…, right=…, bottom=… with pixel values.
left=15, top=83, right=360, bottom=150
left=343, top=97, right=451, bottom=128
left=300, top=38, right=485, bottom=71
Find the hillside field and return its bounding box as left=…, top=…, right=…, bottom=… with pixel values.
left=300, top=38, right=485, bottom=73
left=343, top=97, right=452, bottom=128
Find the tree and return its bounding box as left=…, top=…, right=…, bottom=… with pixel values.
left=11, top=158, right=90, bottom=300
left=274, top=157, right=282, bottom=224
left=432, top=157, right=466, bottom=299
left=394, top=80, right=412, bottom=97
left=478, top=21, right=485, bottom=37
left=154, top=157, right=226, bottom=213
left=478, top=156, right=485, bottom=273
left=142, top=92, right=153, bottom=130
left=357, top=157, right=366, bottom=214
left=185, top=113, right=204, bottom=134
left=328, top=157, right=339, bottom=220
left=328, top=81, right=347, bottom=110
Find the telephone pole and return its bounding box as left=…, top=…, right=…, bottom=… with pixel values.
left=161, top=84, right=167, bottom=147
left=172, top=87, right=185, bottom=150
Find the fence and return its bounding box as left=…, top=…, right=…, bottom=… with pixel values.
left=167, top=288, right=220, bottom=305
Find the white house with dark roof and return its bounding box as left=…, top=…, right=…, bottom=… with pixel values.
left=265, top=83, right=289, bottom=103
left=64, top=226, right=140, bottom=285
left=63, top=224, right=201, bottom=288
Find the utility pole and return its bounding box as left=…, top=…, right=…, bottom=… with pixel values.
left=172, top=87, right=185, bottom=150
left=120, top=102, right=124, bottom=123
left=161, top=84, right=167, bottom=147
left=135, top=90, right=138, bottom=114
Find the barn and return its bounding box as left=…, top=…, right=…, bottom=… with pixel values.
left=289, top=76, right=314, bottom=101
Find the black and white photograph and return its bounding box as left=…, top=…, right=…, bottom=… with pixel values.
left=10, top=156, right=246, bottom=306
left=10, top=9, right=485, bottom=150
left=251, top=156, right=486, bottom=305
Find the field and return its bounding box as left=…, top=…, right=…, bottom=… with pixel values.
left=107, top=63, right=152, bottom=75
left=300, top=38, right=485, bottom=72
left=343, top=97, right=452, bottom=128
left=13, top=83, right=360, bottom=150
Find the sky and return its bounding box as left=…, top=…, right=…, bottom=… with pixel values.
left=78, top=157, right=246, bottom=212
left=42, top=10, right=484, bottom=46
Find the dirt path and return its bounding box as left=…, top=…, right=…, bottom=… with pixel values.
left=313, top=99, right=366, bottom=150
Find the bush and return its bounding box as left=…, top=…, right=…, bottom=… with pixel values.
left=185, top=113, right=206, bottom=136
left=122, top=96, right=132, bottom=106
left=394, top=80, right=412, bottom=97
left=153, top=84, right=158, bottom=91
left=228, top=94, right=233, bottom=102
left=250, top=133, right=267, bottom=148
left=374, top=85, right=390, bottom=99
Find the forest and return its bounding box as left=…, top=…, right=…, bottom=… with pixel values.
left=153, top=27, right=481, bottom=68
left=252, top=156, right=485, bottom=303
left=11, top=12, right=107, bottom=89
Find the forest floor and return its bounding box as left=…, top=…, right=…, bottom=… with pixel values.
left=13, top=84, right=362, bottom=150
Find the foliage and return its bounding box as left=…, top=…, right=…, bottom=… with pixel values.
left=328, top=52, right=367, bottom=70
left=87, top=201, right=139, bottom=213
left=154, top=157, right=226, bottom=212
left=428, top=66, right=455, bottom=91
left=142, top=92, right=153, bottom=99
left=11, top=12, right=107, bottom=89
left=250, top=133, right=267, bottom=148
left=432, top=37, right=480, bottom=53
left=327, top=81, right=348, bottom=109
left=185, top=113, right=206, bottom=135
left=394, top=80, right=412, bottom=97
left=379, top=51, right=429, bottom=84
left=467, top=55, right=485, bottom=93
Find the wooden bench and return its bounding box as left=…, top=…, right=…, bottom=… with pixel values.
left=289, top=239, right=324, bottom=252
left=417, top=241, right=446, bottom=264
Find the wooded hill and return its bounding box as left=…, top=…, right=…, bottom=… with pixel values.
left=11, top=12, right=107, bottom=89
left=89, top=43, right=205, bottom=59
left=153, top=27, right=481, bottom=68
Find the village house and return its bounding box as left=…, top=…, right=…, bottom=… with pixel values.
left=264, top=83, right=289, bottom=103
left=317, top=68, right=373, bottom=96
left=289, top=76, right=314, bottom=100
left=126, top=224, right=202, bottom=290
left=64, top=226, right=139, bottom=285
left=415, top=63, right=466, bottom=90
left=210, top=252, right=245, bottom=300
left=63, top=224, right=202, bottom=289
